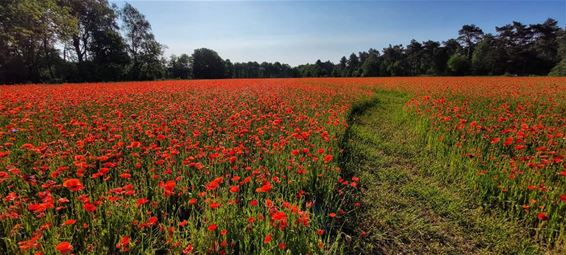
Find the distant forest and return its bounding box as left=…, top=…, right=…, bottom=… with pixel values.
left=1, top=0, right=565, bottom=84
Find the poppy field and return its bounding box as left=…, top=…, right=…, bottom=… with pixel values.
left=0, top=77, right=565, bottom=254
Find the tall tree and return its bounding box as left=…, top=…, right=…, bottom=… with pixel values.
left=67, top=1, right=112, bottom=64
left=347, top=53, right=360, bottom=77
left=406, top=39, right=424, bottom=75
left=421, top=40, right=441, bottom=75
left=471, top=34, right=506, bottom=75
left=90, top=29, right=130, bottom=81
left=121, top=3, right=164, bottom=80
left=361, top=53, right=380, bottom=77
left=458, top=24, right=484, bottom=60
left=530, top=18, right=560, bottom=74
left=338, top=56, right=348, bottom=77
left=66, top=0, right=128, bottom=81
left=447, top=54, right=470, bottom=75
left=549, top=29, right=566, bottom=76
left=380, top=45, right=406, bottom=76
left=496, top=21, right=537, bottom=75
left=190, top=48, right=225, bottom=79
left=0, top=0, right=76, bottom=83
left=167, top=54, right=191, bottom=79
left=224, top=59, right=233, bottom=78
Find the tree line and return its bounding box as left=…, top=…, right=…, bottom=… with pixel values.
left=297, top=20, right=565, bottom=77
left=1, top=0, right=173, bottom=83
left=1, top=1, right=564, bottom=84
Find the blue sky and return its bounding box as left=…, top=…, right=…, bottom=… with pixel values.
left=110, top=1, right=565, bottom=66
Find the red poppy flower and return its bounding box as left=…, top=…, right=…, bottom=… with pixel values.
left=256, top=182, right=272, bottom=193
left=183, top=244, right=194, bottom=254
left=537, top=212, right=548, bottom=221
left=271, top=211, right=287, bottom=221
left=146, top=216, right=158, bottom=226
left=83, top=202, right=96, bottom=213
left=55, top=242, right=73, bottom=254
left=136, top=198, right=149, bottom=206
left=116, top=236, right=130, bottom=251
left=206, top=180, right=221, bottom=191
left=63, top=179, right=84, bottom=192
left=263, top=234, right=272, bottom=244
left=63, top=219, right=76, bottom=225
left=161, top=180, right=176, bottom=196
left=265, top=199, right=274, bottom=208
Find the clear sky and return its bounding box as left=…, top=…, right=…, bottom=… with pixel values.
left=110, top=0, right=566, bottom=66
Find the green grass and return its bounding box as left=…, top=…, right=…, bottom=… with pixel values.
left=342, top=90, right=541, bottom=254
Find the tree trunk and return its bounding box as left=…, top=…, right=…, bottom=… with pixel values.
left=73, top=36, right=83, bottom=63
left=43, top=36, right=54, bottom=80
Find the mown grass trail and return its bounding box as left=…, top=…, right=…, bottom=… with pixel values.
left=343, top=90, right=542, bottom=254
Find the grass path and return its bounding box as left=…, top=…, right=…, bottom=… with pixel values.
left=342, top=90, right=541, bottom=254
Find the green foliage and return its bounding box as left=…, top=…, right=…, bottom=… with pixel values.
left=549, top=29, right=566, bottom=76
left=121, top=3, right=164, bottom=81
left=295, top=60, right=335, bottom=77
left=549, top=59, right=566, bottom=76
left=458, top=24, right=484, bottom=60
left=471, top=35, right=501, bottom=75
left=69, top=0, right=130, bottom=82
left=447, top=54, right=470, bottom=75
left=347, top=53, right=361, bottom=77
left=90, top=30, right=131, bottom=81
left=167, top=54, right=191, bottom=79
left=190, top=48, right=226, bottom=79
left=0, top=0, right=77, bottom=83
left=361, top=54, right=379, bottom=77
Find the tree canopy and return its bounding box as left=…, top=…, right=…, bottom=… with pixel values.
left=190, top=48, right=225, bottom=79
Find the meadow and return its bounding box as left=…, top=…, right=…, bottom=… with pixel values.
left=0, top=77, right=564, bottom=254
